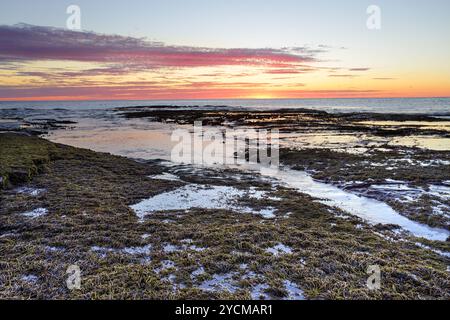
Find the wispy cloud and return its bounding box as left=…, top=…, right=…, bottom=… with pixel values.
left=0, top=24, right=318, bottom=71
left=328, top=74, right=359, bottom=78
left=373, top=77, right=396, bottom=80
left=264, top=66, right=317, bottom=74
left=348, top=68, right=370, bottom=72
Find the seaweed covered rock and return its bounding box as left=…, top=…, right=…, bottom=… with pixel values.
left=0, top=133, right=57, bottom=189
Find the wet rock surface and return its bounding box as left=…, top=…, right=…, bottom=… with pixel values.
left=116, top=106, right=450, bottom=137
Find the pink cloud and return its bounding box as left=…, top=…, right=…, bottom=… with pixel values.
left=0, top=24, right=317, bottom=70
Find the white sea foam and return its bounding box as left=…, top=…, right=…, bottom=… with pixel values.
left=15, top=187, right=46, bottom=196
left=21, top=208, right=48, bottom=218
left=149, top=173, right=181, bottom=181
left=266, top=243, right=293, bottom=256
left=130, top=184, right=276, bottom=220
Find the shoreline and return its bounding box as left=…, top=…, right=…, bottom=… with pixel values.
left=1, top=106, right=449, bottom=230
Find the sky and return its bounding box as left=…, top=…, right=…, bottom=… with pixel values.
left=0, top=0, right=449, bottom=101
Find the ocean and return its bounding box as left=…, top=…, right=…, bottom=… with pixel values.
left=0, top=97, right=449, bottom=114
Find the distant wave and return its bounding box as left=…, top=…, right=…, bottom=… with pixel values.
left=0, top=97, right=449, bottom=114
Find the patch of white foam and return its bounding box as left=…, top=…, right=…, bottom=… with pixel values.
left=187, top=244, right=207, bottom=252
left=250, top=278, right=304, bottom=300
left=21, top=208, right=48, bottom=218
left=199, top=272, right=238, bottom=293
left=21, top=275, right=39, bottom=283
left=91, top=246, right=116, bottom=257
left=122, top=244, right=152, bottom=255
left=259, top=168, right=450, bottom=241
left=251, top=284, right=271, bottom=300
left=149, top=173, right=181, bottom=181
left=91, top=244, right=152, bottom=257
left=283, top=280, right=305, bottom=300
left=191, top=266, right=205, bottom=278
left=258, top=208, right=277, bottom=219
left=163, top=274, right=186, bottom=291
left=163, top=244, right=179, bottom=253
left=130, top=184, right=276, bottom=220
left=248, top=187, right=267, bottom=200
left=162, top=260, right=175, bottom=268
left=155, top=260, right=176, bottom=274
left=414, top=242, right=450, bottom=258
left=370, top=184, right=420, bottom=192
left=45, top=246, right=65, bottom=252
left=429, top=185, right=450, bottom=199
left=0, top=232, right=16, bottom=238
left=385, top=179, right=407, bottom=184
left=15, top=187, right=46, bottom=196
left=266, top=243, right=293, bottom=256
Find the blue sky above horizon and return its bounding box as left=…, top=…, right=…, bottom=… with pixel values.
left=1, top=0, right=449, bottom=47
left=1, top=0, right=449, bottom=100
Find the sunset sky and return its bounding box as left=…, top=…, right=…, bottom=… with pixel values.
left=0, top=0, right=449, bottom=101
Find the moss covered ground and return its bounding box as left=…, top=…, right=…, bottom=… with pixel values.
left=0, top=133, right=449, bottom=299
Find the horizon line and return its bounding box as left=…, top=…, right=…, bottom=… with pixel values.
left=1, top=96, right=450, bottom=103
